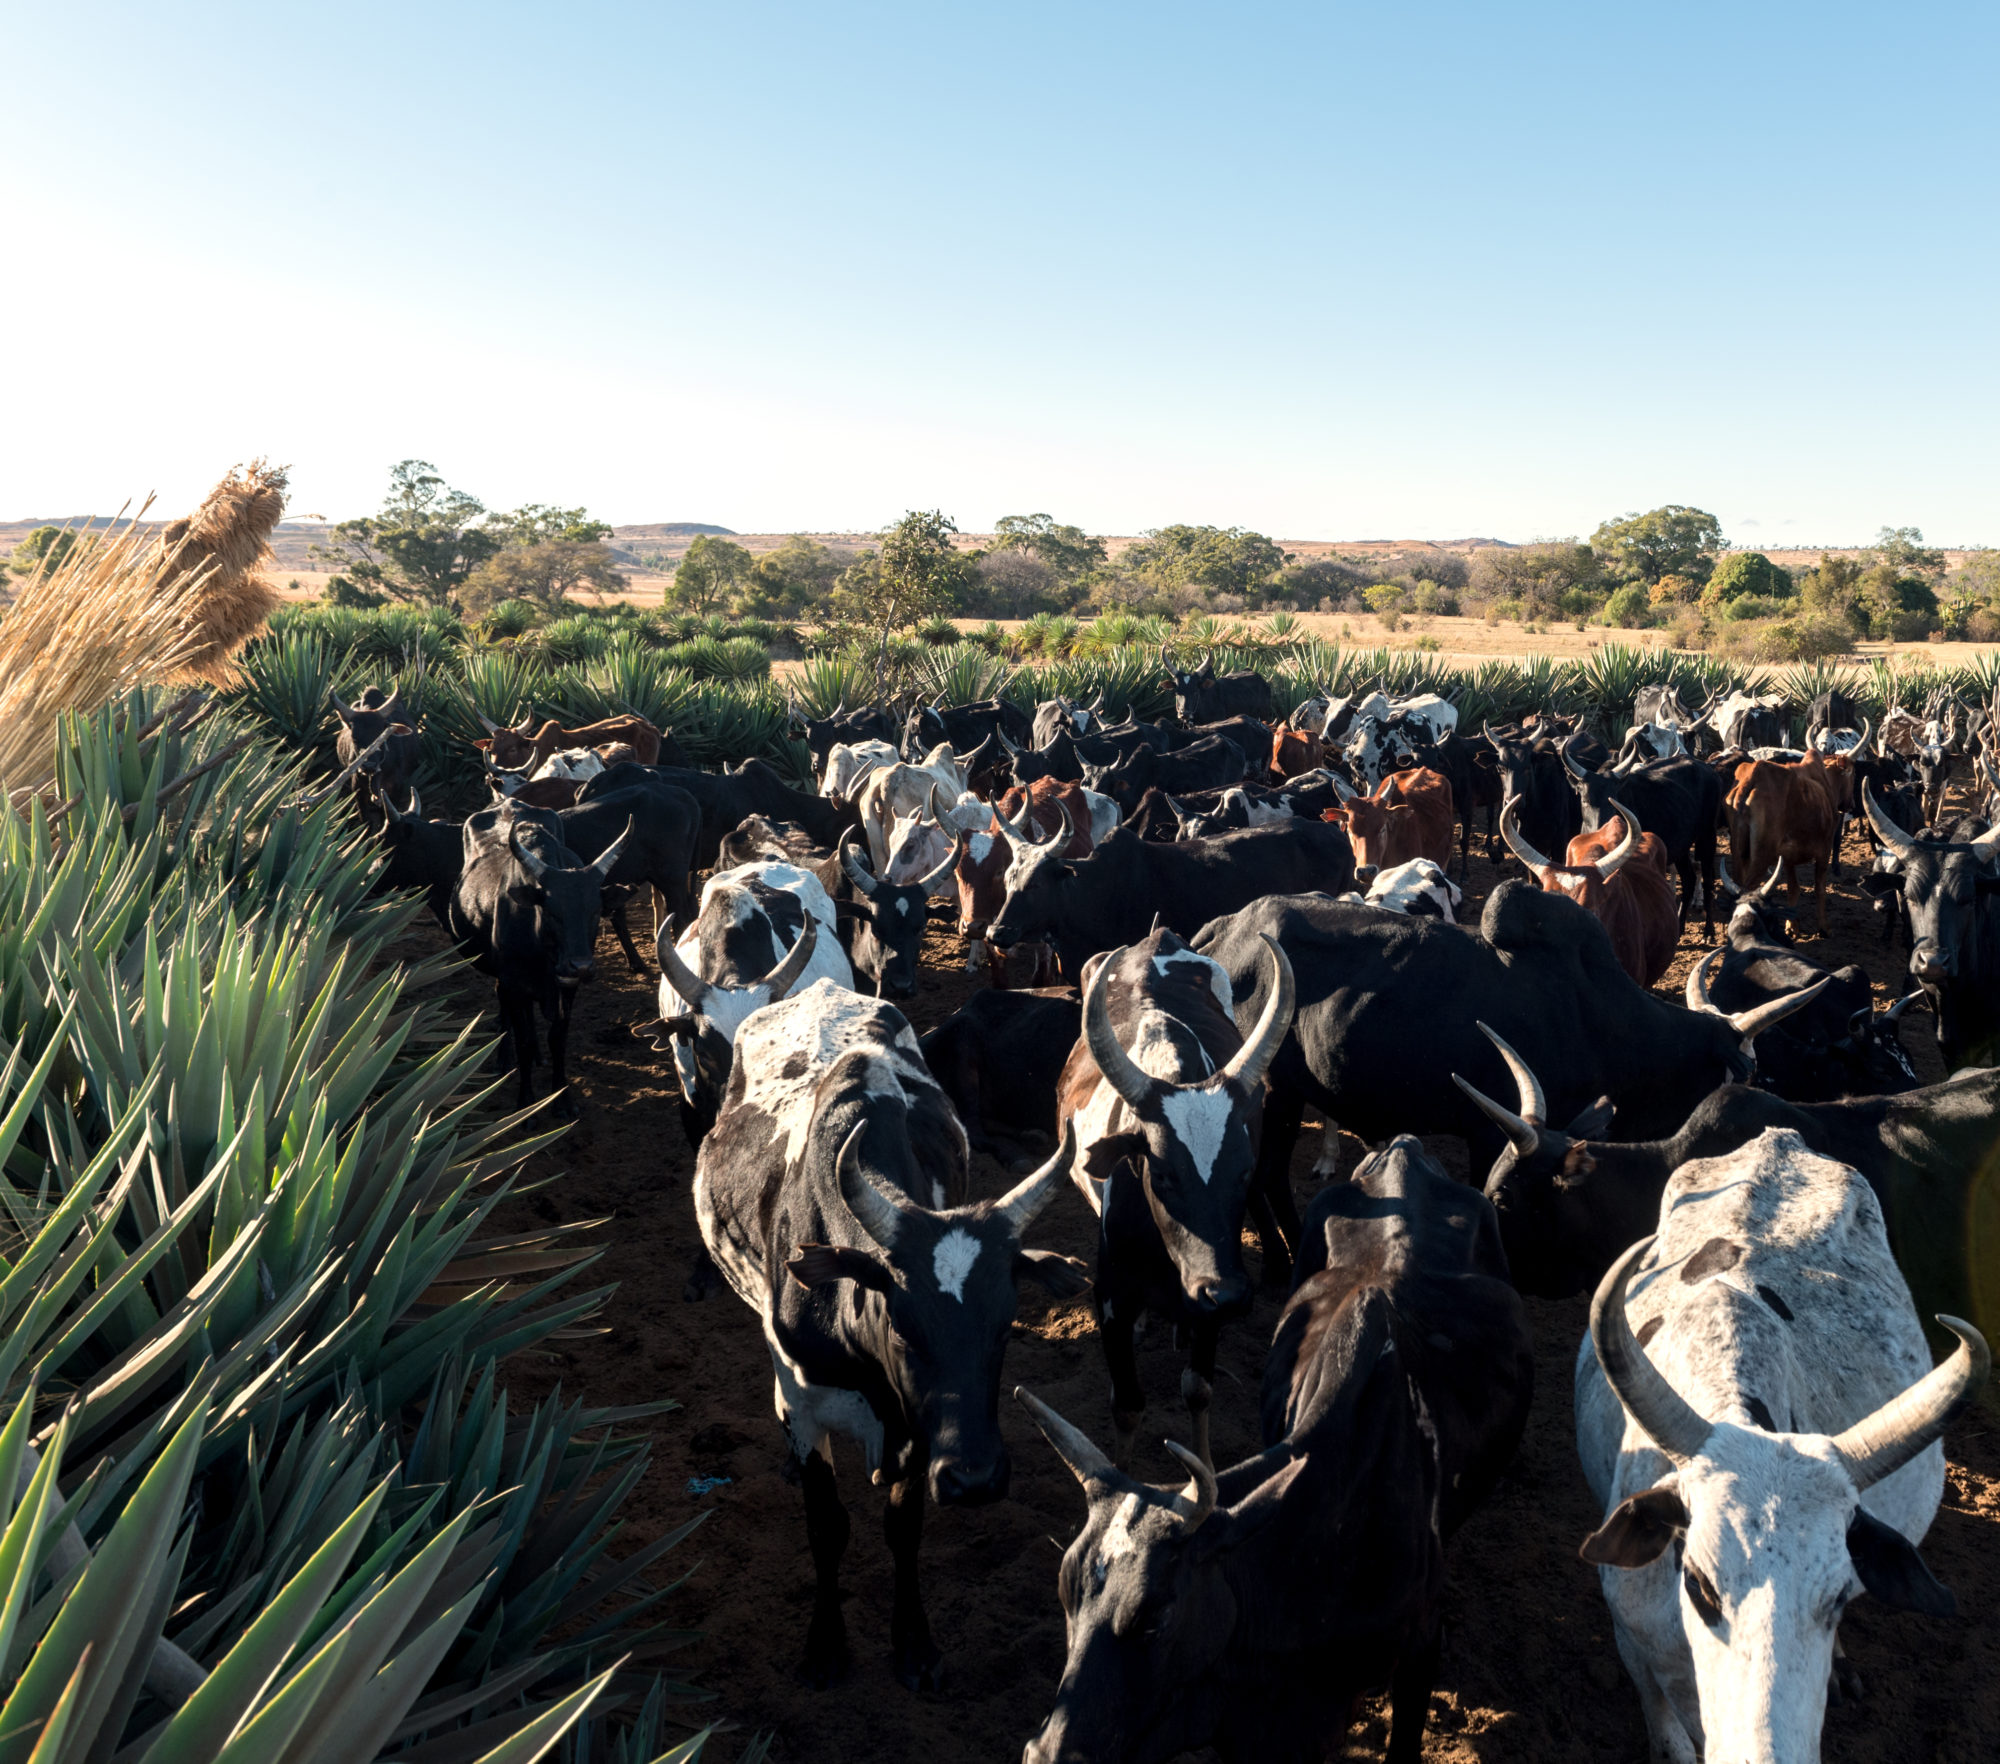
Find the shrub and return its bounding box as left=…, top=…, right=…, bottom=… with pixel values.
left=480, top=596, right=542, bottom=640
left=1410, top=580, right=1459, bottom=616
left=1723, top=593, right=1787, bottom=622
left=1604, top=583, right=1655, bottom=628
left=1969, top=607, right=2000, bottom=643
left=1708, top=551, right=1793, bottom=604
left=1363, top=583, right=1404, bottom=615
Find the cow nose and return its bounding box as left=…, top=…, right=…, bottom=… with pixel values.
left=987, top=924, right=1020, bottom=950
left=930, top=1453, right=1009, bottom=1507
left=1189, top=1275, right=1252, bottom=1316
left=1911, top=946, right=1951, bottom=980
left=559, top=958, right=596, bottom=985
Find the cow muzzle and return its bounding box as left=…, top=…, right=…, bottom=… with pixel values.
left=930, top=1451, right=1010, bottom=1507
left=1911, top=943, right=1954, bottom=981
left=557, top=959, right=597, bottom=986
left=1185, top=1273, right=1252, bottom=1318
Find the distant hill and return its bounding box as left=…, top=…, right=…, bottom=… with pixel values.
left=611, top=522, right=737, bottom=540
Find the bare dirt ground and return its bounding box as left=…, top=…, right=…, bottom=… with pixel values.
left=393, top=786, right=2000, bottom=1764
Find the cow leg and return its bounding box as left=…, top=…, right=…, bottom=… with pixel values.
left=798, top=1445, right=851, bottom=1687
left=609, top=902, right=647, bottom=974
left=503, top=988, right=537, bottom=1109
left=1100, top=1299, right=1146, bottom=1469
left=1248, top=1083, right=1306, bottom=1286
left=548, top=990, right=578, bottom=1119
left=1182, top=1320, right=1221, bottom=1469
left=1814, top=858, right=1828, bottom=936
left=1386, top=1624, right=1443, bottom=1764
left=885, top=1463, right=944, bottom=1691
left=1673, top=848, right=1695, bottom=930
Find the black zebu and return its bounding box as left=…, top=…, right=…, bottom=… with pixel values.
left=330, top=686, right=421, bottom=829
left=1162, top=650, right=1274, bottom=725
left=694, top=982, right=1081, bottom=1689
left=1015, top=1134, right=1532, bottom=1764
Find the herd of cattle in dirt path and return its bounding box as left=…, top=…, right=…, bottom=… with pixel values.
left=321, top=660, right=2000, bottom=1762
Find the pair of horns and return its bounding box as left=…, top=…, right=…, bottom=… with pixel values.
left=1013, top=1387, right=1215, bottom=1532
left=842, top=833, right=959, bottom=898
left=1684, top=948, right=1833, bottom=1048
left=1084, top=933, right=1296, bottom=1111
left=1500, top=794, right=1640, bottom=881
left=329, top=687, right=407, bottom=723
left=1866, top=780, right=2000, bottom=863
left=295, top=727, right=390, bottom=808
left=657, top=904, right=819, bottom=1013
left=510, top=815, right=631, bottom=884
left=840, top=1119, right=1076, bottom=1252
left=1000, top=797, right=1073, bottom=855
left=1592, top=1237, right=1987, bottom=1484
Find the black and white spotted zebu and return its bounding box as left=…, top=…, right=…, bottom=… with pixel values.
left=693, top=981, right=1083, bottom=1690
left=1576, top=1128, right=1988, bottom=1764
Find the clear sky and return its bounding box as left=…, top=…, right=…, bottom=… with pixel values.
left=4, top=2, right=1995, bottom=544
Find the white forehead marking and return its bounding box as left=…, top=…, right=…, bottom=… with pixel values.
left=932, top=1227, right=981, bottom=1301
left=1100, top=1491, right=1147, bottom=1562
left=895, top=897, right=912, bottom=917
left=1160, top=1086, right=1235, bottom=1183
left=1150, top=949, right=1234, bottom=1012
left=968, top=831, right=994, bottom=863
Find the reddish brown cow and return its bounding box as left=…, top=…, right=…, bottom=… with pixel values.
left=1270, top=728, right=1326, bottom=780
left=483, top=768, right=584, bottom=811
left=954, top=777, right=1094, bottom=987
left=1724, top=752, right=1842, bottom=934
left=1500, top=793, right=1680, bottom=986
left=1320, top=767, right=1454, bottom=874
left=474, top=711, right=664, bottom=772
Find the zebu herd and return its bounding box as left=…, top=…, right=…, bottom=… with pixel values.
left=327, top=661, right=2000, bottom=1763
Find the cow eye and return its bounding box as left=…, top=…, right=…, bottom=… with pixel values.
left=1683, top=1564, right=1724, bottom=1629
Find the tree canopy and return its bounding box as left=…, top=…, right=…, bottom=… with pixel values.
left=672, top=535, right=756, bottom=614
left=311, top=459, right=502, bottom=609
left=990, top=513, right=1107, bottom=583
left=1588, top=505, right=1724, bottom=584
left=461, top=539, right=628, bottom=613
left=832, top=510, right=973, bottom=687
left=6, top=525, right=77, bottom=580
left=747, top=535, right=844, bottom=615
left=483, top=503, right=614, bottom=548
left=1122, top=525, right=1289, bottom=600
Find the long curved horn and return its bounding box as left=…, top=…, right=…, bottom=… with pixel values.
left=836, top=1120, right=915, bottom=1250
left=328, top=689, right=357, bottom=720
left=1452, top=1074, right=1542, bottom=1157
left=1831, top=1317, right=1989, bottom=1491
left=1716, top=854, right=1739, bottom=897
left=1732, top=976, right=1834, bottom=1044
left=841, top=841, right=881, bottom=898
left=1499, top=796, right=1555, bottom=874
left=1751, top=858, right=1785, bottom=902
left=1220, top=934, right=1296, bottom=1088
left=918, top=832, right=966, bottom=892
left=1560, top=738, right=1593, bottom=782
left=1331, top=772, right=1358, bottom=802
left=591, top=816, right=635, bottom=879
left=1015, top=1386, right=1113, bottom=1489
left=1590, top=1237, right=1711, bottom=1465
left=404, top=787, right=421, bottom=819
left=1595, top=800, right=1642, bottom=880
left=995, top=1121, right=1078, bottom=1234
left=476, top=709, right=505, bottom=735
left=656, top=926, right=711, bottom=1011
left=762, top=913, right=819, bottom=1001
left=1686, top=946, right=1723, bottom=1014
left=1083, top=949, right=1156, bottom=1110
left=998, top=728, right=1025, bottom=759
left=1882, top=989, right=1922, bottom=1025
left=1037, top=800, right=1074, bottom=854
left=508, top=821, right=551, bottom=883
left=1865, top=781, right=1918, bottom=858
left=1477, top=1021, right=1547, bottom=1120
left=1163, top=1439, right=1217, bottom=1531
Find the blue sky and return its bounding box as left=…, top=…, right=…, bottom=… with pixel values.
left=4, top=2, right=1995, bottom=543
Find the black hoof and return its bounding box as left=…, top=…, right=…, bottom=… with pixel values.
left=801, top=1617, right=851, bottom=1689
left=894, top=1642, right=946, bottom=1693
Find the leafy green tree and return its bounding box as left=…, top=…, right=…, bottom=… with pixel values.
left=6, top=524, right=77, bottom=579
left=1856, top=564, right=1940, bottom=640
left=484, top=503, right=614, bottom=547
left=1947, top=549, right=2000, bottom=603
left=1123, top=525, right=1290, bottom=602
left=1589, top=505, right=1725, bottom=584
left=832, top=510, right=973, bottom=689
left=1469, top=542, right=1609, bottom=615
left=461, top=539, right=628, bottom=612
left=1705, top=551, right=1794, bottom=604
left=671, top=534, right=756, bottom=614
left=1873, top=526, right=1945, bottom=575
left=991, top=513, right=1108, bottom=584
left=747, top=534, right=844, bottom=615
left=310, top=459, right=500, bottom=609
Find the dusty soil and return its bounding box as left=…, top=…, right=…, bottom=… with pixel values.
left=402, top=777, right=2000, bottom=1764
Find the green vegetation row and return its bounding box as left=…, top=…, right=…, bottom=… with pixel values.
left=234, top=607, right=2000, bottom=803
left=0, top=699, right=733, bottom=1763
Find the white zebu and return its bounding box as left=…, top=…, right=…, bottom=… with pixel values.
left=820, top=738, right=898, bottom=802
left=1575, top=1128, right=1987, bottom=1764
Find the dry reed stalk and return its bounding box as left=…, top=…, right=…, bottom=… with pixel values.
left=158, top=458, right=288, bottom=686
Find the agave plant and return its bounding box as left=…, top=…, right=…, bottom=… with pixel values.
left=787, top=655, right=874, bottom=719
left=913, top=643, right=1013, bottom=708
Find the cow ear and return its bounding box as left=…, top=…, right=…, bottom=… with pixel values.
left=1015, top=1249, right=1092, bottom=1299
left=1848, top=1509, right=1955, bottom=1616
left=1580, top=1482, right=1688, bottom=1568
left=1859, top=870, right=1904, bottom=898
left=1566, top=1096, right=1616, bottom=1141
left=787, top=1243, right=896, bottom=1294
left=1211, top=1451, right=1311, bottom=1553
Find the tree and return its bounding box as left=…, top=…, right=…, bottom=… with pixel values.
left=990, top=513, right=1108, bottom=584
left=461, top=539, right=628, bottom=613
left=1122, top=525, right=1290, bottom=602
left=746, top=535, right=844, bottom=616
left=831, top=510, right=973, bottom=690
left=1589, top=506, right=1725, bottom=584
left=1468, top=542, right=1609, bottom=615
left=6, top=525, right=77, bottom=579
left=1705, top=552, right=1793, bottom=603
left=671, top=534, right=755, bottom=614
left=310, top=459, right=501, bottom=609
left=1873, top=526, right=1945, bottom=576
left=484, top=503, right=614, bottom=547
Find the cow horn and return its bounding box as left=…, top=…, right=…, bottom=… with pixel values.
left=1560, top=737, right=1593, bottom=782
left=508, top=821, right=551, bottom=883
left=1481, top=723, right=1502, bottom=753
left=1751, top=858, right=1785, bottom=902
left=297, top=728, right=390, bottom=808
left=1595, top=800, right=1642, bottom=881
left=1037, top=801, right=1074, bottom=854
left=1591, top=1237, right=1712, bottom=1465
left=1883, top=989, right=1923, bottom=1024
left=1716, top=855, right=1739, bottom=897
left=1452, top=1074, right=1542, bottom=1158
left=997, top=797, right=1034, bottom=842
left=1220, top=934, right=1296, bottom=1089
left=1831, top=1317, right=1989, bottom=1492
left=995, top=1120, right=1077, bottom=1234
left=1864, top=781, right=1918, bottom=858
left=1015, top=1386, right=1114, bottom=1489
left=762, top=913, right=819, bottom=1001
left=1163, top=1439, right=1217, bottom=1530
left=1477, top=1021, right=1547, bottom=1120
left=836, top=1120, right=915, bottom=1250
left=841, top=841, right=882, bottom=898
left=1851, top=716, right=1871, bottom=757
left=998, top=728, right=1025, bottom=759
left=476, top=709, right=505, bottom=735
left=1083, top=949, right=1157, bottom=1110
left=1499, top=796, right=1555, bottom=874
left=1969, top=820, right=2000, bottom=865
left=918, top=832, right=965, bottom=892
left=591, top=816, right=634, bottom=879
left=656, top=921, right=711, bottom=1011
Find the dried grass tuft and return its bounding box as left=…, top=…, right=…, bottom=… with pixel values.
left=159, top=458, right=288, bottom=686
